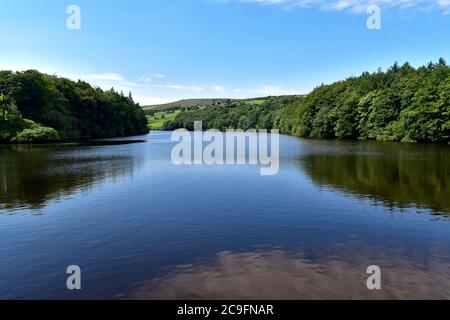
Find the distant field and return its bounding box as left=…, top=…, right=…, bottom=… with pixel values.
left=144, top=97, right=268, bottom=129
left=142, top=97, right=272, bottom=113
left=143, top=99, right=229, bottom=112
left=245, top=99, right=266, bottom=105
left=147, top=110, right=181, bottom=130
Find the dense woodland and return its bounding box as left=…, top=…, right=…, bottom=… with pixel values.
left=0, top=70, right=148, bottom=143
left=2, top=60, right=449, bottom=144
left=165, top=59, right=450, bottom=144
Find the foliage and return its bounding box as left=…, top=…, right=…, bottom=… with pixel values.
left=143, top=99, right=230, bottom=113
left=147, top=110, right=181, bottom=130
left=11, top=125, right=61, bottom=143
left=165, top=60, right=450, bottom=144
left=163, top=96, right=298, bottom=131
left=0, top=119, right=27, bottom=142
left=0, top=118, right=60, bottom=143
left=0, top=70, right=148, bottom=143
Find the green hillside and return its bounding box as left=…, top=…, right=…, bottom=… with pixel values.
left=0, top=70, right=149, bottom=143
left=147, top=110, right=181, bottom=130
left=164, top=60, right=450, bottom=144
left=142, top=97, right=278, bottom=114
left=143, top=99, right=229, bottom=113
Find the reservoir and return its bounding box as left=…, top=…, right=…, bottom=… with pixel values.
left=0, top=131, right=449, bottom=299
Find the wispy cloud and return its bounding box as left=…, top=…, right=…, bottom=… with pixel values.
left=241, top=84, right=304, bottom=96
left=154, top=84, right=205, bottom=92
left=84, top=73, right=124, bottom=81
left=79, top=73, right=142, bottom=89
left=132, top=96, right=176, bottom=106
left=0, top=64, right=307, bottom=105
left=211, top=85, right=226, bottom=92
left=221, top=0, right=450, bottom=13
left=138, top=73, right=166, bottom=83
left=207, top=83, right=305, bottom=96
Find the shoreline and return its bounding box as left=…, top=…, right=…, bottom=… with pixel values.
left=149, top=129, right=450, bottom=146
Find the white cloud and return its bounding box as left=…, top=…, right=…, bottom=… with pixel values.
left=222, top=0, right=450, bottom=13
left=156, top=84, right=205, bottom=92
left=212, top=85, right=226, bottom=92
left=0, top=64, right=186, bottom=105
left=438, top=0, right=450, bottom=13
left=138, top=73, right=166, bottom=83
left=0, top=64, right=307, bottom=105
left=74, top=73, right=143, bottom=90
left=84, top=73, right=124, bottom=81
left=133, top=96, right=176, bottom=106
left=242, top=84, right=303, bottom=96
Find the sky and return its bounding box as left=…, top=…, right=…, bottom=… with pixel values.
left=0, top=0, right=449, bottom=105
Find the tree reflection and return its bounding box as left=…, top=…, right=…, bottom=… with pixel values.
left=0, top=143, right=138, bottom=212
left=300, top=140, right=450, bottom=215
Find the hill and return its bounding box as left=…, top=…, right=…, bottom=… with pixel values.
left=142, top=97, right=282, bottom=113
left=143, top=99, right=230, bottom=112
left=0, top=70, right=149, bottom=143
left=163, top=60, right=450, bottom=144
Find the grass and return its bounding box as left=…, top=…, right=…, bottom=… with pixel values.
left=147, top=110, right=181, bottom=130
left=143, top=99, right=229, bottom=112
left=145, top=98, right=268, bottom=130
left=245, top=99, right=266, bottom=106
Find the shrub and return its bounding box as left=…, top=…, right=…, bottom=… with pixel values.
left=11, top=126, right=61, bottom=143
left=0, top=119, right=28, bottom=142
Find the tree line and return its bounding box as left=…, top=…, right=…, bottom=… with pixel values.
left=163, top=97, right=297, bottom=131
left=164, top=59, right=450, bottom=144
left=0, top=70, right=148, bottom=143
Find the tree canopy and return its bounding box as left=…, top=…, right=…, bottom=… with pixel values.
left=0, top=70, right=148, bottom=143
left=165, top=60, right=450, bottom=144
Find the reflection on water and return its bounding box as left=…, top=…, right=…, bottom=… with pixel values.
left=1, top=135, right=449, bottom=216
left=301, top=139, right=450, bottom=215
left=129, top=247, right=450, bottom=300
left=0, top=132, right=449, bottom=299
left=0, top=142, right=142, bottom=212
left=80, top=140, right=146, bottom=147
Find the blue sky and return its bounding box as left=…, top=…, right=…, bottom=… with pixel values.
left=1, top=0, right=449, bottom=105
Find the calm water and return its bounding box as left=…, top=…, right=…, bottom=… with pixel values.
left=0, top=131, right=449, bottom=299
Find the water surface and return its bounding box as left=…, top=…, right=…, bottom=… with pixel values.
left=0, top=132, right=449, bottom=299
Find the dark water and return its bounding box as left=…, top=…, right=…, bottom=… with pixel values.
left=0, top=132, right=449, bottom=299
